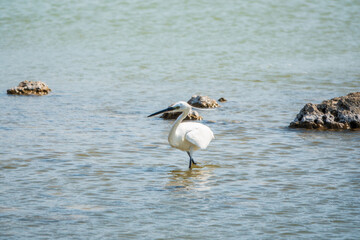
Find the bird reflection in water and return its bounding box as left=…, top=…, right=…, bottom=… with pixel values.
left=166, top=164, right=217, bottom=191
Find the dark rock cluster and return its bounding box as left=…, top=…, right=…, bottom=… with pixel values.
left=161, top=110, right=203, bottom=120
left=290, top=92, right=360, bottom=129
left=187, top=95, right=220, bottom=108
left=161, top=95, right=222, bottom=120
left=7, top=81, right=51, bottom=96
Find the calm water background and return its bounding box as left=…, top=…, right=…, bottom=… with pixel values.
left=1, top=0, right=360, bottom=239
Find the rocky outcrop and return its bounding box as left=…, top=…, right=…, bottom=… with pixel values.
left=161, top=95, right=220, bottom=120
left=187, top=95, right=220, bottom=108
left=290, top=92, right=360, bottom=129
left=7, top=81, right=51, bottom=96
left=218, top=97, right=227, bottom=102
left=161, top=110, right=203, bottom=120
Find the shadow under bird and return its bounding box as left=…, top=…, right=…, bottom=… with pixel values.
left=148, top=101, right=214, bottom=168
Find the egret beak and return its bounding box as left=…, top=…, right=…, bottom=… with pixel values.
left=147, top=106, right=176, bottom=117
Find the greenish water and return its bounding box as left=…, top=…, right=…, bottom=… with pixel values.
left=0, top=0, right=359, bottom=239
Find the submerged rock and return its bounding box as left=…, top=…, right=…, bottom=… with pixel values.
left=161, top=95, right=220, bottom=120
left=187, top=95, right=220, bottom=108
left=289, top=92, right=360, bottom=130
left=161, top=110, right=203, bottom=120
left=7, top=81, right=51, bottom=96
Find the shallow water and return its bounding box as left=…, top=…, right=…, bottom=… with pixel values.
left=1, top=0, right=360, bottom=239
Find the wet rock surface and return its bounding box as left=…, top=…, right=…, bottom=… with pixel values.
left=7, top=81, right=51, bottom=96
left=161, top=95, right=220, bottom=120
left=161, top=110, right=203, bottom=120
left=218, top=97, right=227, bottom=102
left=290, top=92, right=360, bottom=129
left=187, top=95, right=220, bottom=108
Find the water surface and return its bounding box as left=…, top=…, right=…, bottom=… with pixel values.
left=1, top=0, right=359, bottom=239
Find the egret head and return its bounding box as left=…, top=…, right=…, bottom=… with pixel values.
left=171, top=101, right=192, bottom=111
left=147, top=101, right=191, bottom=117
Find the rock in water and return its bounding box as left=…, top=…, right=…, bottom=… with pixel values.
left=7, top=81, right=51, bottom=96
left=187, top=95, right=220, bottom=108
left=161, top=95, right=219, bottom=120
left=290, top=92, right=360, bottom=129
left=161, top=110, right=203, bottom=120
left=218, top=97, right=227, bottom=102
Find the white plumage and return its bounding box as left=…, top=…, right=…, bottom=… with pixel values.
left=148, top=101, right=214, bottom=168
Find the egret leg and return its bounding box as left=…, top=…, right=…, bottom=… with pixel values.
left=187, top=151, right=196, bottom=168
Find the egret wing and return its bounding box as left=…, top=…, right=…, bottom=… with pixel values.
left=185, top=125, right=214, bottom=149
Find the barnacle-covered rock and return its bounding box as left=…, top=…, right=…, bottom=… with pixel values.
left=290, top=92, right=360, bottom=129
left=7, top=81, right=51, bottom=96
left=187, top=95, right=220, bottom=108
left=161, top=109, right=203, bottom=120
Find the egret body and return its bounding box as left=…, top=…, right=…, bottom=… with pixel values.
left=148, top=101, right=214, bottom=168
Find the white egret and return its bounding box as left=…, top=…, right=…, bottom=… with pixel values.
left=148, top=101, right=214, bottom=168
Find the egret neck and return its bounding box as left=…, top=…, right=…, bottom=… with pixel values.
left=168, top=106, right=191, bottom=148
